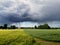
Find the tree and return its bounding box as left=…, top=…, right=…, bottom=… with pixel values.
left=10, top=25, right=17, bottom=29
left=35, top=25, right=37, bottom=29
left=38, top=24, right=50, bottom=29
left=3, top=24, right=7, bottom=29
left=38, top=25, right=44, bottom=29
left=44, top=24, right=50, bottom=29
left=0, top=26, right=3, bottom=29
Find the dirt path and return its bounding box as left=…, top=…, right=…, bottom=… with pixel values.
left=35, top=38, right=60, bottom=45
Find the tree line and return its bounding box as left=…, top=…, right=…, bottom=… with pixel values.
left=35, top=24, right=51, bottom=29
left=0, top=24, right=17, bottom=29
left=0, top=23, right=59, bottom=29
left=35, top=24, right=60, bottom=29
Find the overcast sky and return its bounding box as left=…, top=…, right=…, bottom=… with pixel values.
left=0, top=0, right=60, bottom=27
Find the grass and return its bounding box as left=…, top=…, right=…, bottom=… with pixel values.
left=0, top=29, right=60, bottom=45
left=25, top=29, right=60, bottom=42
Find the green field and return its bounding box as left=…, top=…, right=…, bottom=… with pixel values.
left=25, top=29, right=60, bottom=42
left=0, top=29, right=60, bottom=45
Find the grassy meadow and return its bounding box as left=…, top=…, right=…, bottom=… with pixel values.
left=0, top=29, right=60, bottom=45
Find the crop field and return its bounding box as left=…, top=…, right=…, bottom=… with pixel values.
left=0, top=29, right=60, bottom=45
left=25, top=29, right=60, bottom=42
left=25, top=29, right=60, bottom=45
left=0, top=29, right=40, bottom=45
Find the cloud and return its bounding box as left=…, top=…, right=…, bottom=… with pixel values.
left=28, top=0, right=60, bottom=22
left=0, top=0, right=60, bottom=27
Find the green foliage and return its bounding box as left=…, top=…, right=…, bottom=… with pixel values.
left=0, top=24, right=18, bottom=29
left=38, top=24, right=50, bottom=29
left=10, top=25, right=17, bottom=29
left=35, top=25, right=37, bottom=29
left=3, top=24, right=8, bottom=29
left=0, top=26, right=3, bottom=29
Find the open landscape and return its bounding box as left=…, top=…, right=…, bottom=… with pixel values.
left=0, top=0, right=60, bottom=45
left=0, top=29, right=60, bottom=45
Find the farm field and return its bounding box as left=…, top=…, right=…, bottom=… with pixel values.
left=0, top=29, right=40, bottom=45
left=25, top=29, right=60, bottom=45
left=0, top=29, right=60, bottom=45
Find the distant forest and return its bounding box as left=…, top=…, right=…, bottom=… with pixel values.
left=0, top=24, right=17, bottom=29
left=0, top=24, right=60, bottom=29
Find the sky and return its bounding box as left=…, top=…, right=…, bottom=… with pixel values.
left=0, top=0, right=60, bottom=27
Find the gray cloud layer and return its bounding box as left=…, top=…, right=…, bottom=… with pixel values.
left=0, top=0, right=60, bottom=26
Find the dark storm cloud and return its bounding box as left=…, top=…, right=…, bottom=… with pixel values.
left=27, top=0, right=60, bottom=23
left=40, top=0, right=60, bottom=22
left=0, top=0, right=60, bottom=26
